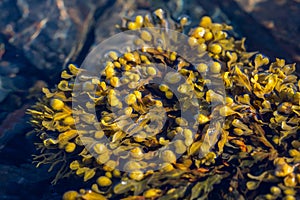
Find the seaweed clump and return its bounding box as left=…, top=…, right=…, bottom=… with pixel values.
left=28, top=9, right=300, bottom=200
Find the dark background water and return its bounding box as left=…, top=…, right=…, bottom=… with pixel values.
left=0, top=0, right=299, bottom=199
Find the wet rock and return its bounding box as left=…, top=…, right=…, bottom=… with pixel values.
left=86, top=0, right=154, bottom=69
left=0, top=36, right=35, bottom=120
left=0, top=0, right=109, bottom=77
left=0, top=105, right=30, bottom=151
left=0, top=77, right=10, bottom=103
left=234, top=0, right=300, bottom=68
left=0, top=163, right=53, bottom=199
left=94, top=0, right=151, bottom=45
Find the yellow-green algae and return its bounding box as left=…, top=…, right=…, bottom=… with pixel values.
left=28, top=9, right=300, bottom=200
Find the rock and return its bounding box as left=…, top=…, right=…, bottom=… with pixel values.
left=0, top=163, right=54, bottom=199
left=0, top=0, right=109, bottom=77
left=94, top=0, right=151, bottom=45
left=234, top=0, right=300, bottom=69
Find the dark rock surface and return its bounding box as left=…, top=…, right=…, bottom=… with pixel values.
left=235, top=0, right=300, bottom=66
left=0, top=0, right=107, bottom=75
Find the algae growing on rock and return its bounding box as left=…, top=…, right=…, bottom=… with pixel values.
left=28, top=9, right=300, bottom=200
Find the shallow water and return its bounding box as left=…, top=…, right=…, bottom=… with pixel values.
left=0, top=0, right=299, bottom=199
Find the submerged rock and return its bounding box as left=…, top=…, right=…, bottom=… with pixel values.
left=0, top=0, right=109, bottom=76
